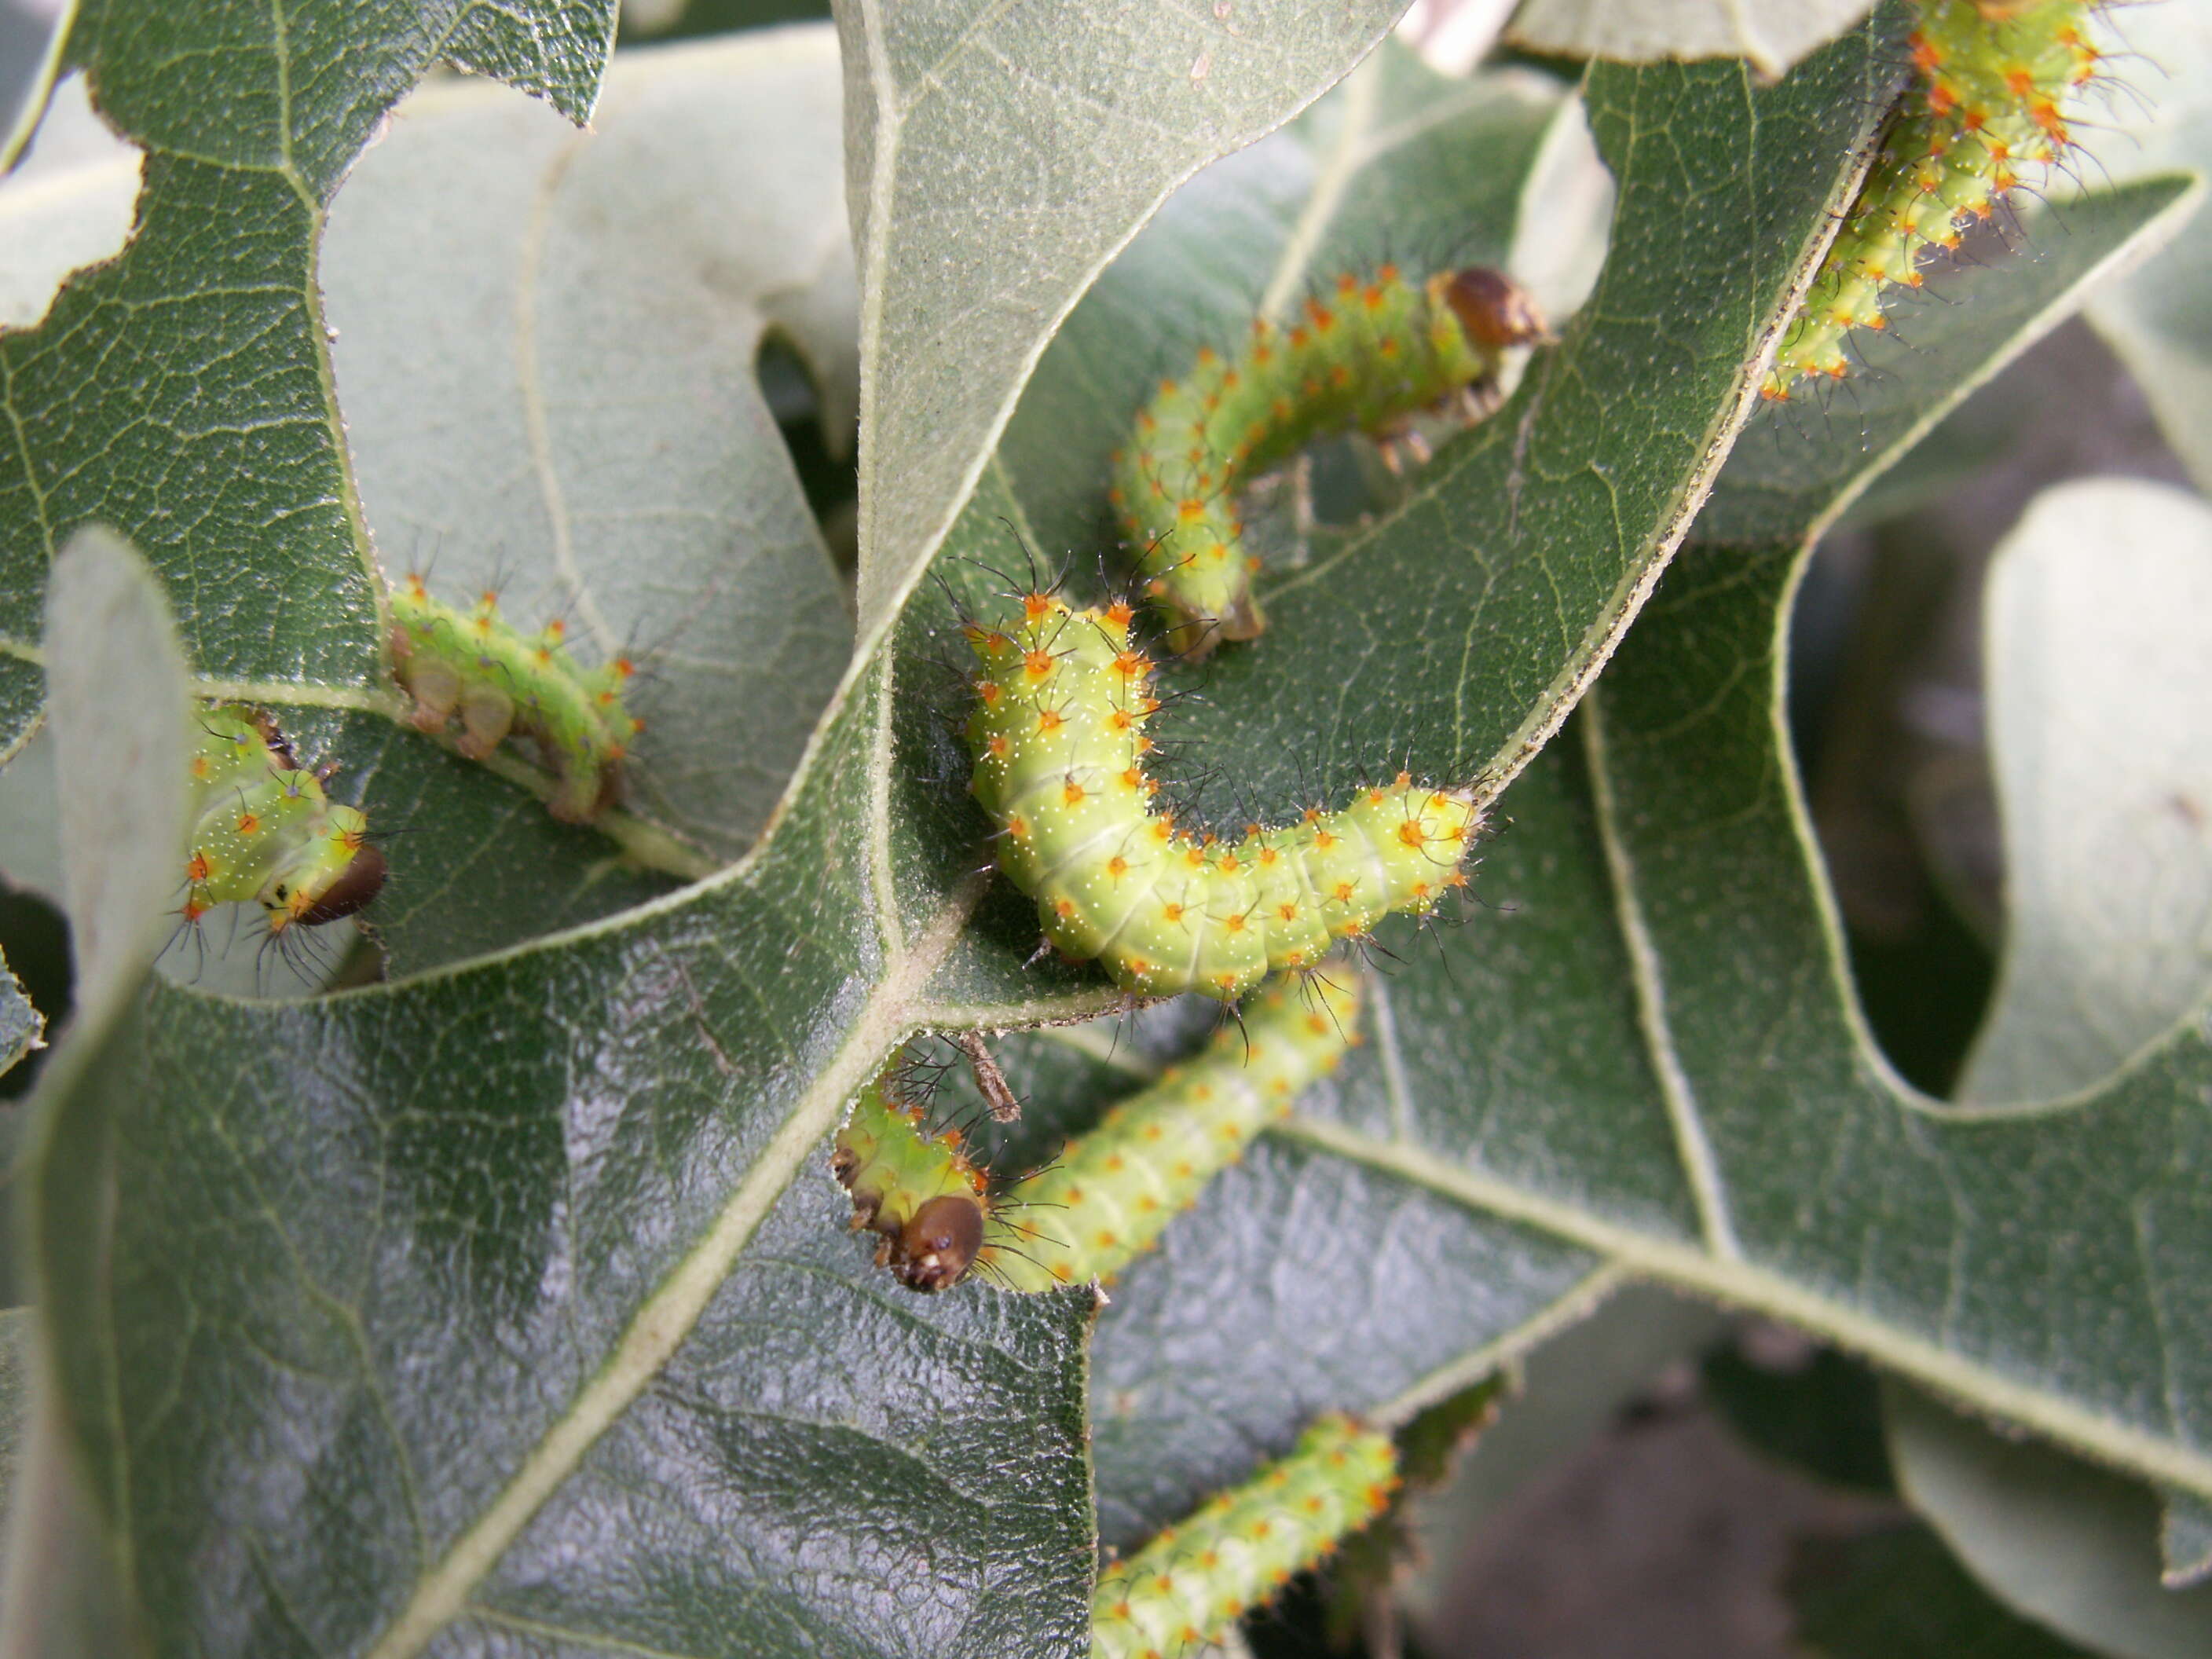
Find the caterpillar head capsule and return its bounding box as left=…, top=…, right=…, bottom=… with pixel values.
left=1441, top=266, right=1551, bottom=351
left=287, top=840, right=389, bottom=928
left=896, top=1194, right=987, bottom=1292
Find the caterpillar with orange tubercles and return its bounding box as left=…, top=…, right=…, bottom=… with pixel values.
left=387, top=573, right=642, bottom=823
left=1090, top=1412, right=1400, bottom=1659
left=833, top=972, right=1361, bottom=1294
left=1110, top=265, right=1547, bottom=657
left=181, top=704, right=385, bottom=937
left=963, top=591, right=1478, bottom=1004
left=1766, top=0, right=2104, bottom=399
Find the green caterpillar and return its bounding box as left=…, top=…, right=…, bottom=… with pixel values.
left=1090, top=1412, right=1400, bottom=1659
left=831, top=1071, right=995, bottom=1293
left=964, top=592, right=1478, bottom=1002
left=983, top=972, right=1360, bottom=1290
left=1766, top=0, right=2098, bottom=398
left=387, top=572, right=642, bottom=822
left=1109, top=264, right=1546, bottom=656
left=832, top=972, right=1362, bottom=1293
left=184, top=705, right=385, bottom=934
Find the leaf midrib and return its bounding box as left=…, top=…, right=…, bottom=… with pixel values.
left=1273, top=1111, right=2212, bottom=1500
left=1258, top=657, right=2212, bottom=1503
left=359, top=870, right=989, bottom=1658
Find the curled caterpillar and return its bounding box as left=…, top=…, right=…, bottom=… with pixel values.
left=832, top=973, right=1361, bottom=1294
left=1109, top=264, right=1546, bottom=657
left=964, top=592, right=1478, bottom=1002
left=1766, top=0, right=2099, bottom=398
left=1090, top=1412, right=1400, bottom=1659
left=387, top=573, right=641, bottom=822
left=185, top=704, right=385, bottom=932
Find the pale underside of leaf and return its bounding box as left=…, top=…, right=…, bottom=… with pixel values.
left=322, top=28, right=857, bottom=865
left=1961, top=476, right=2212, bottom=1108
left=2077, top=2, right=2212, bottom=496
left=1506, top=0, right=1880, bottom=78
left=840, top=0, right=1413, bottom=642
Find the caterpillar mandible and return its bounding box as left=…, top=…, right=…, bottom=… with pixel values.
left=387, top=573, right=641, bottom=822
left=832, top=973, right=1362, bottom=1294
left=964, top=593, right=1478, bottom=1002
left=1766, top=0, right=2099, bottom=399
left=184, top=705, right=386, bottom=933
left=1110, top=264, right=1547, bottom=657
left=1090, top=1412, right=1400, bottom=1659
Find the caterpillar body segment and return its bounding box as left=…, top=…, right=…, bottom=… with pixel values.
left=963, top=594, right=1478, bottom=1002
left=1111, top=265, right=1547, bottom=657
left=982, top=972, right=1361, bottom=1291
left=185, top=705, right=385, bottom=932
left=388, top=573, right=641, bottom=823
left=833, top=974, right=1361, bottom=1294
left=1090, top=1412, right=1401, bottom=1659
left=1767, top=0, right=2100, bottom=398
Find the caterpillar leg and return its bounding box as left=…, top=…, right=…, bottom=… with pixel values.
left=393, top=633, right=466, bottom=734
left=388, top=573, right=636, bottom=824
left=454, top=682, right=518, bottom=761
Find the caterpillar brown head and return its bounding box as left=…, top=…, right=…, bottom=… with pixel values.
left=183, top=704, right=384, bottom=935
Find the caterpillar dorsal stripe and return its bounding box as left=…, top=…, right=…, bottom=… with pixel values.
left=387, top=573, right=642, bottom=823
left=833, top=973, right=1361, bottom=1294
left=1765, top=0, right=2098, bottom=398
left=185, top=705, right=385, bottom=932
left=1090, top=1412, right=1400, bottom=1659
left=1109, top=264, right=1546, bottom=657
left=964, top=592, right=1478, bottom=1002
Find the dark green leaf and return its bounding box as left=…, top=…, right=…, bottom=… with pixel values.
left=22, top=654, right=1101, bottom=1654
left=1791, top=1523, right=2095, bottom=1659
left=0, top=944, right=39, bottom=1086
